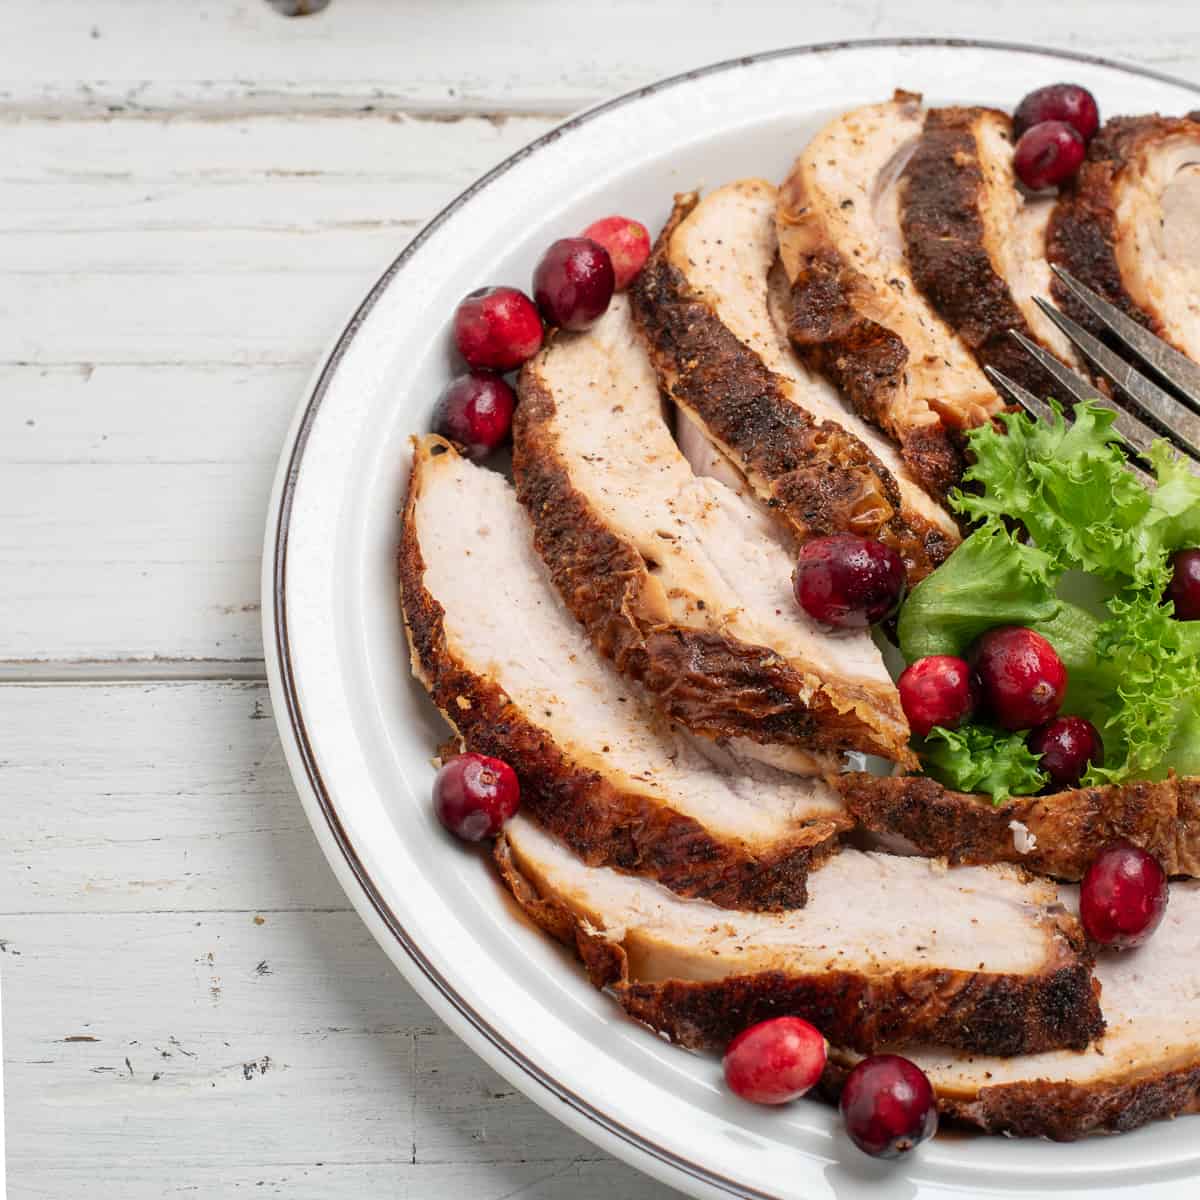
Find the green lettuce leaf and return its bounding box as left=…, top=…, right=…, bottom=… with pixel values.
left=954, top=403, right=1157, bottom=584
left=1148, top=441, right=1200, bottom=554
left=897, top=401, right=1200, bottom=798
left=898, top=524, right=1060, bottom=662
left=1083, top=592, right=1200, bottom=783
left=919, top=725, right=1049, bottom=804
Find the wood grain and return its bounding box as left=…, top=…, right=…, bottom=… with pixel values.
left=0, top=112, right=554, bottom=668
left=5, top=0, right=1199, bottom=116
left=1, top=682, right=676, bottom=1197
left=8, top=4, right=1199, bottom=1195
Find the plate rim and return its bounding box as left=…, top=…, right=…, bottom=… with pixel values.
left=264, top=38, right=1200, bottom=1199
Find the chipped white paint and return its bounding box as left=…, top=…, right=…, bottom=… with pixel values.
left=4, top=2, right=1197, bottom=1196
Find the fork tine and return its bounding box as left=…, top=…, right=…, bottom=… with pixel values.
left=1033, top=298, right=1200, bottom=464
left=1050, top=265, right=1200, bottom=414
left=983, top=365, right=1057, bottom=423
left=1007, top=329, right=1164, bottom=458
left=985, top=362, right=1156, bottom=487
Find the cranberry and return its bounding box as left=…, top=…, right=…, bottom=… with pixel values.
left=722, top=1017, right=827, bottom=1106
left=453, top=286, right=543, bottom=371
left=971, top=626, right=1067, bottom=731
left=533, top=237, right=615, bottom=331
left=840, top=1054, right=938, bottom=1159
left=1166, top=548, right=1200, bottom=620
left=898, top=655, right=979, bottom=738
left=1029, top=715, right=1104, bottom=789
left=1013, top=121, right=1086, bottom=191
left=1080, top=841, right=1168, bottom=948
left=1013, top=83, right=1100, bottom=142
left=792, top=534, right=906, bottom=629
left=433, top=753, right=520, bottom=841
left=581, top=216, right=652, bottom=291
left=432, top=371, right=515, bottom=460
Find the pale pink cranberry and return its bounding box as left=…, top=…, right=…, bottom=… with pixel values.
left=722, top=1017, right=827, bottom=1105
left=581, top=216, right=652, bottom=290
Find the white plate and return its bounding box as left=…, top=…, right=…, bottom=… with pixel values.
left=263, top=40, right=1200, bottom=1200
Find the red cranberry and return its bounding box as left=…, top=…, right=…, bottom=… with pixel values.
left=433, top=753, right=520, bottom=841
left=898, top=655, right=979, bottom=738
left=840, top=1054, right=938, bottom=1159
left=793, top=534, right=906, bottom=629
left=581, top=216, right=651, bottom=291
left=1080, top=841, right=1168, bottom=948
left=1013, top=121, right=1086, bottom=191
left=533, top=237, right=615, bottom=331
left=1029, top=715, right=1104, bottom=789
left=1013, top=83, right=1100, bottom=142
left=722, top=1017, right=827, bottom=1106
left=971, top=626, right=1067, bottom=731
left=453, top=286, right=543, bottom=371
left=432, top=371, right=515, bottom=460
left=1167, top=548, right=1200, bottom=620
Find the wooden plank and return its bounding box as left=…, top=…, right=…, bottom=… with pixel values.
left=0, top=113, right=554, bottom=367
left=15, top=1159, right=673, bottom=1200
left=0, top=679, right=677, bottom=1196
left=5, top=0, right=1198, bottom=116
left=0, top=682, right=345, bottom=913
left=0, top=112, right=554, bottom=666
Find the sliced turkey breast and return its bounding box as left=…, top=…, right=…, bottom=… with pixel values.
left=513, top=296, right=915, bottom=765
left=838, top=772, right=1200, bottom=880
left=900, top=106, right=1079, bottom=392
left=631, top=181, right=958, bottom=582
left=777, top=93, right=1004, bottom=500
left=831, top=883, right=1200, bottom=1139
left=399, top=437, right=849, bottom=911
left=496, top=816, right=1103, bottom=1056
left=1049, top=113, right=1200, bottom=361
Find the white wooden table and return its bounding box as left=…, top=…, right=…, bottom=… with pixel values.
left=4, top=3, right=1197, bottom=1196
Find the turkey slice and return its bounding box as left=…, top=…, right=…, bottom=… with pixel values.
left=1049, top=112, right=1200, bottom=362
left=831, top=883, right=1200, bottom=1139
left=496, top=816, right=1103, bottom=1057
left=631, top=180, right=958, bottom=582
left=399, top=438, right=850, bottom=911
left=513, top=296, right=914, bottom=765
left=777, top=92, right=1003, bottom=500
left=900, top=105, right=1081, bottom=392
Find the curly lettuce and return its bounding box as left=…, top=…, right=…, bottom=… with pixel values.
left=920, top=725, right=1049, bottom=803
left=899, top=401, right=1200, bottom=800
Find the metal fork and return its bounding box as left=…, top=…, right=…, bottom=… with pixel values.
left=982, top=266, right=1200, bottom=482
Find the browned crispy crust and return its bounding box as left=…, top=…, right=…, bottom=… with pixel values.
left=838, top=771, right=1200, bottom=880
left=629, top=192, right=954, bottom=582
left=512, top=348, right=917, bottom=767
left=900, top=107, right=1061, bottom=397
left=397, top=439, right=846, bottom=911
left=784, top=247, right=967, bottom=501
left=494, top=833, right=1104, bottom=1057
left=817, top=1052, right=1200, bottom=1140
left=1048, top=113, right=1200, bottom=350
